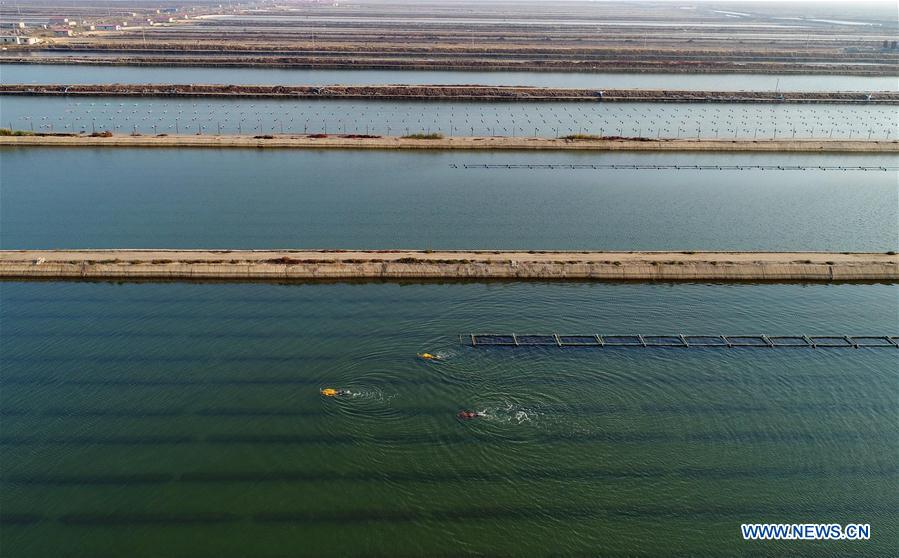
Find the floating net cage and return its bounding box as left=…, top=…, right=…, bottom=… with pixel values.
left=464, top=334, right=898, bottom=348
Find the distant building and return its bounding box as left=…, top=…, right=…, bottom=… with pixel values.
left=0, top=22, right=26, bottom=29
left=0, top=35, right=40, bottom=44
left=93, top=24, right=121, bottom=31
left=51, top=27, right=73, bottom=37
left=48, top=17, right=77, bottom=27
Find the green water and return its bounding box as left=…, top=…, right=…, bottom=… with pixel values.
left=1, top=281, right=896, bottom=557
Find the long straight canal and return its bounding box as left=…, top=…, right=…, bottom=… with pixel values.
left=2, top=149, right=897, bottom=252
left=2, top=96, right=896, bottom=139
left=3, top=63, right=898, bottom=91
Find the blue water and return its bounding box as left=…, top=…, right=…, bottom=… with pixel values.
left=1, top=148, right=896, bottom=251
left=2, top=95, right=896, bottom=140
left=2, top=63, right=897, bottom=92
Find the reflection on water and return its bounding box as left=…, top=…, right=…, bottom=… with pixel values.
left=1, top=281, right=896, bottom=557
left=2, top=95, right=896, bottom=139
left=3, top=63, right=897, bottom=92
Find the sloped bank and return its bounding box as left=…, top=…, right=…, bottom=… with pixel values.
left=2, top=134, right=896, bottom=153
left=1, top=56, right=896, bottom=76
left=2, top=83, right=898, bottom=103
left=2, top=250, right=896, bottom=283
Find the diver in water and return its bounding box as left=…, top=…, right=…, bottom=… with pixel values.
left=320, top=388, right=352, bottom=397
left=456, top=410, right=482, bottom=420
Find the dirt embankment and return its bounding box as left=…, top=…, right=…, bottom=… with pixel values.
left=2, top=84, right=897, bottom=103
left=2, top=56, right=896, bottom=76
left=28, top=42, right=899, bottom=63
left=2, top=134, right=896, bottom=153
left=2, top=250, right=896, bottom=283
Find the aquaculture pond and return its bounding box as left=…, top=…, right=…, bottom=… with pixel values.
left=2, top=148, right=897, bottom=252
left=1, top=280, right=897, bottom=557
left=1, top=95, right=896, bottom=140
left=2, top=63, right=897, bottom=92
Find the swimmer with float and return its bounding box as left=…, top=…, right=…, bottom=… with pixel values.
left=320, top=388, right=352, bottom=397
left=417, top=352, right=441, bottom=361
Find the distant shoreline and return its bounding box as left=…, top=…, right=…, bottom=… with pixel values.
left=2, top=250, right=896, bottom=283
left=2, top=134, right=897, bottom=152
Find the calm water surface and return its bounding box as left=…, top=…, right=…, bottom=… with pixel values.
left=1, top=61, right=897, bottom=557
left=1, top=281, right=897, bottom=557
left=2, top=63, right=897, bottom=92
left=2, top=95, right=895, bottom=139
left=2, top=148, right=896, bottom=251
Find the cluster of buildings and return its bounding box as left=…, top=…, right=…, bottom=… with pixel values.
left=0, top=35, right=39, bottom=45
left=1, top=20, right=41, bottom=43
left=0, top=7, right=187, bottom=44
